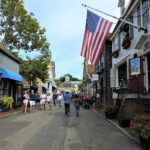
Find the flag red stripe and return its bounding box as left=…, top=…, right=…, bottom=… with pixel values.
left=90, top=18, right=104, bottom=60
left=80, top=29, right=88, bottom=57
left=91, top=19, right=108, bottom=63
left=94, top=22, right=112, bottom=65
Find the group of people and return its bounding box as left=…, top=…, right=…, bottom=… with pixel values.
left=23, top=90, right=94, bottom=117
left=23, top=90, right=60, bottom=114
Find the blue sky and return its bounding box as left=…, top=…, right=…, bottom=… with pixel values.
left=23, top=0, right=122, bottom=79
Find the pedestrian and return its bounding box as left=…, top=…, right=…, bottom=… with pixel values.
left=35, top=91, right=40, bottom=108
left=23, top=90, right=30, bottom=114
left=53, top=92, right=57, bottom=107
left=29, top=90, right=36, bottom=113
left=74, top=94, right=80, bottom=116
left=40, top=92, right=47, bottom=110
left=57, top=93, right=63, bottom=107
left=63, top=91, right=71, bottom=116
left=92, top=94, right=96, bottom=108
left=46, top=92, right=53, bottom=111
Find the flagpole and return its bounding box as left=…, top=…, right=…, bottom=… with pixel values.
left=82, top=4, right=148, bottom=33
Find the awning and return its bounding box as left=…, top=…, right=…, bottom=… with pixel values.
left=0, top=68, right=24, bottom=82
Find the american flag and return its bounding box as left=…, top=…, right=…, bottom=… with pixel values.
left=80, top=10, right=112, bottom=65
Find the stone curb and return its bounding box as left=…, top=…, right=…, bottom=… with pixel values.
left=93, top=109, right=140, bottom=145
left=107, top=119, right=140, bottom=144
left=0, top=110, right=22, bottom=119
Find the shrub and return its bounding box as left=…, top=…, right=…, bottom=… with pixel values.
left=130, top=114, right=150, bottom=139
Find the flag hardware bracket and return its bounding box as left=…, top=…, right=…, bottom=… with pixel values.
left=82, top=4, right=148, bottom=33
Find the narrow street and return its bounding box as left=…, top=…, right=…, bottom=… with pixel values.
left=0, top=105, right=142, bottom=150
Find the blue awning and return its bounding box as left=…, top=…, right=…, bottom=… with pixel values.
left=0, top=68, right=24, bottom=82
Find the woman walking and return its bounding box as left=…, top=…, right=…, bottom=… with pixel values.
left=40, top=92, right=47, bottom=110
left=46, top=92, right=53, bottom=110
left=74, top=94, right=80, bottom=117
left=29, top=90, right=36, bottom=113
left=23, top=90, right=30, bottom=114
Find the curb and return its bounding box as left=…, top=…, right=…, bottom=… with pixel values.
left=107, top=119, right=140, bottom=144
left=0, top=110, right=22, bottom=119
left=93, top=109, right=140, bottom=144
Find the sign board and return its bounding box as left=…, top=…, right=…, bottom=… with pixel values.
left=86, top=65, right=95, bottom=74
left=91, top=74, right=99, bottom=81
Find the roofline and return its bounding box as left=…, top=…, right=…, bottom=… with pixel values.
left=0, top=43, right=20, bottom=64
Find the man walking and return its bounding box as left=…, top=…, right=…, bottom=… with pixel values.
left=63, top=91, right=71, bottom=116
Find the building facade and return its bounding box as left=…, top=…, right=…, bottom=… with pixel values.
left=110, top=0, right=150, bottom=115
left=0, top=43, right=24, bottom=108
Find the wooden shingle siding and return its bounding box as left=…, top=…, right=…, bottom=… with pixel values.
left=0, top=52, right=19, bottom=73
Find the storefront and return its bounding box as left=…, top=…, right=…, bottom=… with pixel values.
left=0, top=68, right=24, bottom=108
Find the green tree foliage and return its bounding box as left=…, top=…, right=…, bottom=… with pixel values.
left=20, top=50, right=51, bottom=82
left=55, top=74, right=80, bottom=87
left=0, top=0, right=52, bottom=81
left=0, top=0, right=49, bottom=54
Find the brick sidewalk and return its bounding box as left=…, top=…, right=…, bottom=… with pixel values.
left=0, top=107, right=23, bottom=118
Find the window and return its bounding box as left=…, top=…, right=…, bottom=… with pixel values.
left=113, top=34, right=121, bottom=50
left=142, top=0, right=150, bottom=26
left=129, top=16, right=134, bottom=39
left=137, top=5, right=141, bottom=27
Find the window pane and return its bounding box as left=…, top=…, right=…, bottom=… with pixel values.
left=137, top=5, right=141, bottom=27
left=142, top=0, right=150, bottom=26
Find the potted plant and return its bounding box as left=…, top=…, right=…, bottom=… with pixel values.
left=118, top=118, right=130, bottom=127
left=130, top=114, right=150, bottom=150
left=0, top=96, right=14, bottom=111
left=104, top=105, right=118, bottom=119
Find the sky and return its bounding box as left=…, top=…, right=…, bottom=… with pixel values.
left=23, top=0, right=122, bottom=79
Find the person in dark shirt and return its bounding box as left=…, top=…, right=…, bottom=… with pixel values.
left=63, top=91, right=71, bottom=116
left=74, top=94, right=80, bottom=116
left=29, top=90, right=36, bottom=113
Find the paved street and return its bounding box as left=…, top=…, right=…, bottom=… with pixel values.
left=0, top=105, right=142, bottom=150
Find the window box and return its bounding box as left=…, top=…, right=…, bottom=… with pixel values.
left=112, top=50, right=119, bottom=58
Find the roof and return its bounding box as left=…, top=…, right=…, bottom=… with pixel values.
left=0, top=43, right=20, bottom=63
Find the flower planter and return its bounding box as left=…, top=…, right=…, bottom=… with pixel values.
left=112, top=50, right=119, bottom=58
left=122, top=37, right=131, bottom=49
left=140, top=136, right=150, bottom=150
left=118, top=119, right=130, bottom=127
left=105, top=112, right=117, bottom=119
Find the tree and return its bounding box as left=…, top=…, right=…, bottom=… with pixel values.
left=19, top=50, right=51, bottom=82
left=0, top=0, right=49, bottom=54
left=0, top=0, right=52, bottom=82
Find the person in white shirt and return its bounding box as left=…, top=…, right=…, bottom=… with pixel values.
left=40, top=92, right=47, bottom=110
left=57, top=93, right=63, bottom=107
left=23, top=90, right=30, bottom=114
left=46, top=92, right=53, bottom=110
